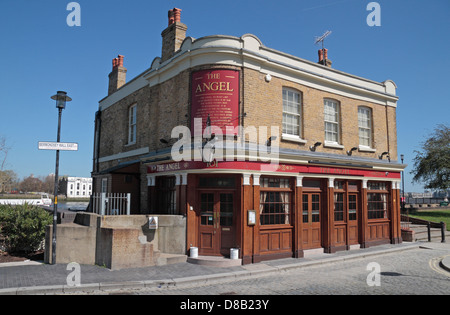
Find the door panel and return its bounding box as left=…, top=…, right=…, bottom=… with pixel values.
left=198, top=191, right=235, bottom=256
left=348, top=193, right=359, bottom=245
left=302, top=193, right=322, bottom=249
left=219, top=193, right=234, bottom=255
left=198, top=192, right=218, bottom=255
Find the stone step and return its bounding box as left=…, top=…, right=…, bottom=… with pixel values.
left=187, top=255, right=242, bottom=267
left=156, top=253, right=187, bottom=266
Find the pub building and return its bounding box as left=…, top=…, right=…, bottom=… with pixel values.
left=92, top=8, right=405, bottom=264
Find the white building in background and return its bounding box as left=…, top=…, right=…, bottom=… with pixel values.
left=60, top=177, right=92, bottom=198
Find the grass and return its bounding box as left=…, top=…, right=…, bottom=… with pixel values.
left=407, top=208, right=450, bottom=231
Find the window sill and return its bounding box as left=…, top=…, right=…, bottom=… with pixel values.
left=358, top=145, right=376, bottom=153
left=282, top=134, right=307, bottom=144
left=324, top=141, right=344, bottom=149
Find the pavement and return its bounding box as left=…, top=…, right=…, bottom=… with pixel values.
left=0, top=241, right=447, bottom=295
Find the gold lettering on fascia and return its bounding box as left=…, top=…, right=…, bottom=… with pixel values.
left=195, top=82, right=234, bottom=94
left=156, top=163, right=181, bottom=172
left=320, top=167, right=351, bottom=175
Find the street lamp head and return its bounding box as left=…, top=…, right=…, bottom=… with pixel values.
left=51, top=91, right=72, bottom=109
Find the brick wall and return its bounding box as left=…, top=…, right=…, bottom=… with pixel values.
left=243, top=67, right=398, bottom=160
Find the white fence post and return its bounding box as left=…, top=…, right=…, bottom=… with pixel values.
left=101, top=192, right=106, bottom=216
left=126, top=193, right=131, bottom=216
left=91, top=192, right=130, bottom=216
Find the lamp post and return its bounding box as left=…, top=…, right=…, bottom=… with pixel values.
left=50, top=91, right=72, bottom=265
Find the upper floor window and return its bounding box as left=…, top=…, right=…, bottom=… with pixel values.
left=324, top=99, right=340, bottom=144
left=358, top=106, right=372, bottom=147
left=282, top=88, right=302, bottom=137
left=128, top=104, right=137, bottom=144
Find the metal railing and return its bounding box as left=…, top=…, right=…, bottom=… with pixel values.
left=401, top=214, right=446, bottom=243
left=91, top=193, right=131, bottom=216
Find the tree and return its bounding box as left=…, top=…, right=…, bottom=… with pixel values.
left=411, top=124, right=450, bottom=191
left=0, top=170, right=18, bottom=193
left=19, top=175, right=43, bottom=193
left=0, top=136, right=11, bottom=171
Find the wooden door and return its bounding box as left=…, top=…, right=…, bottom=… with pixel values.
left=347, top=193, right=359, bottom=245
left=302, top=193, right=322, bottom=249
left=198, top=191, right=235, bottom=256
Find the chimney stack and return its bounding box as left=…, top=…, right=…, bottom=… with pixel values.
left=318, top=49, right=332, bottom=68
left=161, top=8, right=187, bottom=62
left=108, top=55, right=127, bottom=95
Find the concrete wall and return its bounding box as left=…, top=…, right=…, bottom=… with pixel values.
left=44, top=213, right=186, bottom=270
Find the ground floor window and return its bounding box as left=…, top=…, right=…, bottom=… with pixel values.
left=259, top=177, right=292, bottom=225
left=367, top=181, right=389, bottom=219
left=367, top=193, right=388, bottom=219
left=157, top=176, right=176, bottom=214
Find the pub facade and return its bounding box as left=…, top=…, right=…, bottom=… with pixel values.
left=92, top=8, right=405, bottom=264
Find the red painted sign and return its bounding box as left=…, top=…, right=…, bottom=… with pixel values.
left=147, top=160, right=401, bottom=179
left=191, top=69, right=240, bottom=135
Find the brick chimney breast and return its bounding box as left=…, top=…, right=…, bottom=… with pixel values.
left=108, top=55, right=127, bottom=95
left=161, top=8, right=187, bottom=62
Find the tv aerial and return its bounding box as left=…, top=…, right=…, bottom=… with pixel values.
left=315, top=30, right=332, bottom=66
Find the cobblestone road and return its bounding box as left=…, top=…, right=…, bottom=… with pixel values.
left=109, top=243, right=450, bottom=295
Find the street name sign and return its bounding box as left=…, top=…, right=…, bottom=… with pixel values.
left=38, top=141, right=79, bottom=151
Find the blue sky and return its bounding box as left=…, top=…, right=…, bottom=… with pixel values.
left=0, top=0, right=449, bottom=193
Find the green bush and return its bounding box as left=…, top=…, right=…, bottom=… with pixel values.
left=0, top=203, right=52, bottom=253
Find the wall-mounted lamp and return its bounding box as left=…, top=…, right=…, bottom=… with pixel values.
left=160, top=138, right=169, bottom=144
left=347, top=147, right=358, bottom=156
left=309, top=142, right=322, bottom=152
left=266, top=136, right=277, bottom=147
left=379, top=151, right=390, bottom=162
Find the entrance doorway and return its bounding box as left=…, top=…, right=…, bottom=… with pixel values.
left=198, top=191, right=235, bottom=256
left=302, top=192, right=322, bottom=249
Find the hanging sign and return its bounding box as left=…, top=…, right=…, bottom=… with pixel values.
left=191, top=69, right=240, bottom=136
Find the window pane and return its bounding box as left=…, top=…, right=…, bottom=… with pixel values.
left=349, top=194, right=357, bottom=220
left=260, top=183, right=291, bottom=225
left=283, top=89, right=301, bottom=136
left=367, top=193, right=388, bottom=219
left=334, top=193, right=344, bottom=221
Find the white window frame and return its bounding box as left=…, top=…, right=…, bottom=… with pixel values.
left=101, top=178, right=108, bottom=193
left=358, top=106, right=374, bottom=150
left=128, top=104, right=137, bottom=144
left=282, top=88, right=306, bottom=143
left=324, top=99, right=341, bottom=146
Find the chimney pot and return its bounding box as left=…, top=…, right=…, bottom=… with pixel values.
left=118, top=55, right=124, bottom=67
left=173, top=8, right=182, bottom=22
left=168, top=9, right=174, bottom=25
left=318, top=48, right=332, bottom=67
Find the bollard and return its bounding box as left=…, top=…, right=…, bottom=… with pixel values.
left=427, top=222, right=431, bottom=242
left=441, top=222, right=446, bottom=243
